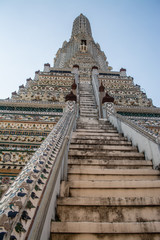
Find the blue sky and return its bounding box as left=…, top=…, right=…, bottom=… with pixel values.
left=0, top=0, right=160, bottom=106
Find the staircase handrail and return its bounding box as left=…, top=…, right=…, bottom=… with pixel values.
left=75, top=72, right=80, bottom=118
left=110, top=109, right=159, bottom=143
left=103, top=103, right=160, bottom=168
left=0, top=101, right=77, bottom=240
left=92, top=71, right=101, bottom=118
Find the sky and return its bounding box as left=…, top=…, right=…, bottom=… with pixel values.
left=0, top=0, right=160, bottom=107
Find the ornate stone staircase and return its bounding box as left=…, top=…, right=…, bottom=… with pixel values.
left=51, top=82, right=160, bottom=239
left=79, top=82, right=98, bottom=118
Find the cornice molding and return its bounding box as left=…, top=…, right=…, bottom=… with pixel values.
left=115, top=105, right=160, bottom=114
left=0, top=99, right=65, bottom=109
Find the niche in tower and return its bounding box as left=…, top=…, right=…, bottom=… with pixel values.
left=80, top=39, right=87, bottom=52
left=81, top=40, right=87, bottom=45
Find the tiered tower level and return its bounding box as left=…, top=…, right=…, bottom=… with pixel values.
left=0, top=14, right=160, bottom=195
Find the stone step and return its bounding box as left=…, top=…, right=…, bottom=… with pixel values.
left=80, top=103, right=96, bottom=106
left=80, top=100, right=95, bottom=101
left=71, top=135, right=127, bottom=141
left=80, top=94, right=94, bottom=96
left=80, top=92, right=93, bottom=94
left=80, top=96, right=94, bottom=98
left=80, top=111, right=97, bottom=113
left=80, top=88, right=93, bottom=90
left=80, top=99, right=95, bottom=101
left=77, top=121, right=110, bottom=125
left=51, top=233, right=160, bottom=240
left=68, top=150, right=144, bottom=160
left=80, top=96, right=95, bottom=98
left=80, top=94, right=94, bottom=95
left=80, top=109, right=97, bottom=112
left=80, top=102, right=96, bottom=105
left=80, top=101, right=96, bottom=104
left=68, top=168, right=160, bottom=180
left=80, top=113, right=97, bottom=115
left=80, top=100, right=95, bottom=102
left=80, top=101, right=95, bottom=104
left=76, top=129, right=117, bottom=133
left=69, top=145, right=138, bottom=151
left=57, top=196, right=160, bottom=206
left=80, top=95, right=94, bottom=97
left=80, top=105, right=96, bottom=107
left=80, top=91, right=94, bottom=93
left=51, top=222, right=160, bottom=236
left=80, top=89, right=93, bottom=91
left=76, top=127, right=116, bottom=131
left=80, top=107, right=96, bottom=109
left=75, top=131, right=118, bottom=135
left=80, top=114, right=98, bottom=118
left=73, top=130, right=121, bottom=135
left=76, top=126, right=114, bottom=130
left=80, top=110, right=98, bottom=114
left=70, top=139, right=131, bottom=145
left=60, top=180, right=160, bottom=198
left=80, top=103, right=95, bottom=106
left=80, top=103, right=96, bottom=105
left=80, top=106, right=97, bottom=108
left=80, top=91, right=93, bottom=92
left=56, top=197, right=160, bottom=222
left=68, top=159, right=153, bottom=169
left=80, top=105, right=97, bottom=108
left=80, top=112, right=97, bottom=115
left=78, top=117, right=99, bottom=122
left=80, top=102, right=95, bottom=105
left=80, top=110, right=97, bottom=113
left=80, top=101, right=95, bottom=103
left=80, top=103, right=97, bottom=110
left=72, top=132, right=121, bottom=137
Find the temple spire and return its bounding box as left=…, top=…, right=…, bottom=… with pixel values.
left=71, top=13, right=92, bottom=38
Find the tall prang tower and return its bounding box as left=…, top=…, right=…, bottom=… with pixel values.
left=0, top=14, right=160, bottom=240
left=54, top=13, right=109, bottom=72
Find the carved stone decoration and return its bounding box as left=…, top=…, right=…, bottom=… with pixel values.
left=102, top=92, right=114, bottom=103
left=3, top=153, right=11, bottom=162
left=65, top=91, right=77, bottom=102
left=71, top=80, right=77, bottom=90
left=99, top=81, right=105, bottom=92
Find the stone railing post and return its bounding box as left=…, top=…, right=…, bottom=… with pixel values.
left=102, top=93, right=114, bottom=118
left=91, top=66, right=101, bottom=118
left=43, top=63, right=50, bottom=72
left=99, top=81, right=105, bottom=118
